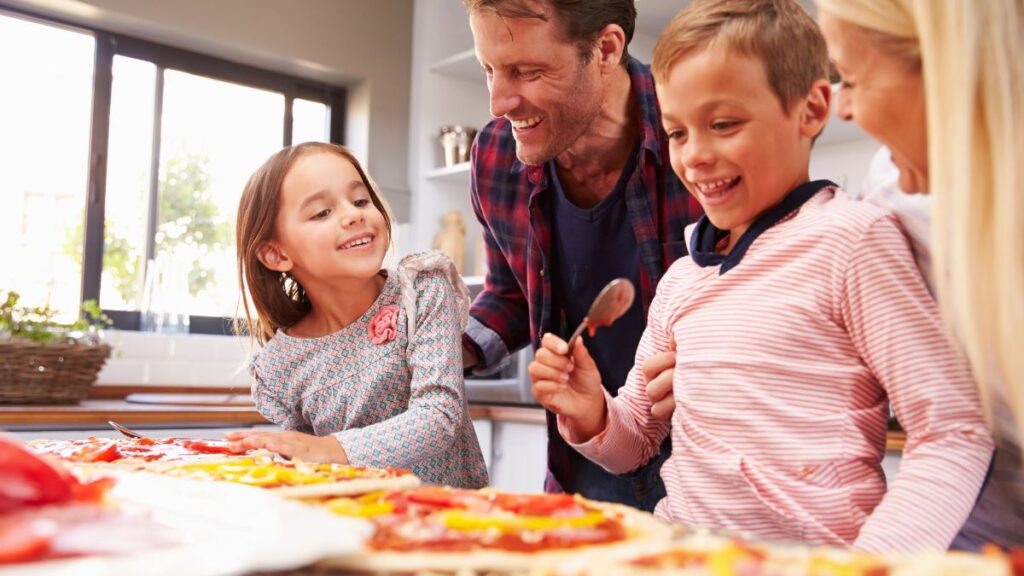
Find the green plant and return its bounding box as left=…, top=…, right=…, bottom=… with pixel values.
left=0, top=291, right=112, bottom=345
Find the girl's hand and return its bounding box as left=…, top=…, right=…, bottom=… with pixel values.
left=528, top=333, right=607, bottom=441
left=224, top=430, right=348, bottom=464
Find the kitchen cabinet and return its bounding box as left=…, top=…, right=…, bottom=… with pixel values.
left=406, top=0, right=490, bottom=269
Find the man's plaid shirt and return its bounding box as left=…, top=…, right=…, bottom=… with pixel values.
left=465, top=57, right=702, bottom=371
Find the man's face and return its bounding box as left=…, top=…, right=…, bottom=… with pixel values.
left=470, top=8, right=604, bottom=165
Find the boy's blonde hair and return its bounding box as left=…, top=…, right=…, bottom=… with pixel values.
left=652, top=0, right=829, bottom=113
left=816, top=0, right=1024, bottom=430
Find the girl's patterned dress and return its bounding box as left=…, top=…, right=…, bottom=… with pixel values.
left=250, top=252, right=489, bottom=488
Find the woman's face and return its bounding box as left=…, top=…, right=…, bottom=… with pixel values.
left=819, top=12, right=929, bottom=194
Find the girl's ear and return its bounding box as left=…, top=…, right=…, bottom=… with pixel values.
left=256, top=241, right=293, bottom=272
left=800, top=78, right=832, bottom=140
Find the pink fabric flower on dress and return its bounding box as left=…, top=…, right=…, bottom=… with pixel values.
left=368, top=305, right=399, bottom=344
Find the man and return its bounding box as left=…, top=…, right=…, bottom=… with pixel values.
left=460, top=0, right=702, bottom=511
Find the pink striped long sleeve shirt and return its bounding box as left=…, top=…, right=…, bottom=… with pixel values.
left=560, top=186, right=993, bottom=553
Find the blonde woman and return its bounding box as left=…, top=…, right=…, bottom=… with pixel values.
left=815, top=0, right=1024, bottom=550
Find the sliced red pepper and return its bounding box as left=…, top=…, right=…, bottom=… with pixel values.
left=0, top=437, right=73, bottom=513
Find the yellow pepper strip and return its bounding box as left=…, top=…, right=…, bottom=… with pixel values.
left=173, top=459, right=329, bottom=486
left=808, top=554, right=880, bottom=576
left=439, top=510, right=606, bottom=533
left=323, top=497, right=396, bottom=518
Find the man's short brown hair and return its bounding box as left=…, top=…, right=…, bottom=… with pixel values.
left=464, top=0, right=636, bottom=67
left=652, top=0, right=829, bottom=111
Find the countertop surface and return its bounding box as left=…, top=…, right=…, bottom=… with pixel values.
left=0, top=384, right=906, bottom=450
left=0, top=384, right=548, bottom=429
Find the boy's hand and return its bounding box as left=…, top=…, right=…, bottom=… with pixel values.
left=224, top=430, right=348, bottom=464
left=644, top=347, right=676, bottom=422
left=528, top=333, right=607, bottom=441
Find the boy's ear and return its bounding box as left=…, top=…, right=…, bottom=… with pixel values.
left=256, top=241, right=293, bottom=273
left=799, top=79, right=832, bottom=140
left=594, top=23, right=627, bottom=71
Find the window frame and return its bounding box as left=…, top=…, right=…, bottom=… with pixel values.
left=4, top=6, right=347, bottom=335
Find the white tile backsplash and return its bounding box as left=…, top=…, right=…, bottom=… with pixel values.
left=96, top=331, right=256, bottom=387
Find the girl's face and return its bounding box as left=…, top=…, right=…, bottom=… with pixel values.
left=819, top=12, right=929, bottom=194
left=264, top=152, right=389, bottom=287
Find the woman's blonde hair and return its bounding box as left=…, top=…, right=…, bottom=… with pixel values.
left=235, top=143, right=392, bottom=346
left=816, top=0, right=1024, bottom=428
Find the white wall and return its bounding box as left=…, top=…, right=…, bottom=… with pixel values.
left=810, top=138, right=883, bottom=195
left=4, top=0, right=414, bottom=220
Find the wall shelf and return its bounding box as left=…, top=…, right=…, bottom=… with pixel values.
left=429, top=49, right=485, bottom=83
left=426, top=162, right=471, bottom=183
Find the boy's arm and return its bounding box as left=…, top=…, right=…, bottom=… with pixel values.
left=557, top=273, right=677, bottom=474
left=840, top=215, right=993, bottom=553
left=335, top=271, right=467, bottom=470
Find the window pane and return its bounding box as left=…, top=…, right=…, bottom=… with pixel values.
left=0, top=13, right=94, bottom=322
left=156, top=70, right=284, bottom=318
left=292, top=98, right=329, bottom=144
left=102, top=56, right=156, bottom=311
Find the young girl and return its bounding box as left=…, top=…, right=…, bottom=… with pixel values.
left=227, top=142, right=488, bottom=489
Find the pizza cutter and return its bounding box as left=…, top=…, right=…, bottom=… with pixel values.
left=108, top=420, right=144, bottom=439
left=565, top=277, right=636, bottom=353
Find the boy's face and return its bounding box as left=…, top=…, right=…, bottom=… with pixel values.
left=659, top=45, right=826, bottom=242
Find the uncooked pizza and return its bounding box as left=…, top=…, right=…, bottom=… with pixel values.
left=315, top=486, right=674, bottom=573
left=28, top=436, right=249, bottom=466
left=557, top=530, right=1020, bottom=576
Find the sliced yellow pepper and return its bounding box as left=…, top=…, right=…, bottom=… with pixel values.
left=324, top=497, right=396, bottom=518
left=438, top=510, right=606, bottom=533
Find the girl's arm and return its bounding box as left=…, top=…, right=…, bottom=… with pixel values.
left=841, top=215, right=993, bottom=553
left=333, top=270, right=466, bottom=470
left=250, top=359, right=312, bottom=433
left=555, top=270, right=679, bottom=474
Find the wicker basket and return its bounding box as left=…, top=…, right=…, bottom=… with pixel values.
left=0, top=340, right=112, bottom=404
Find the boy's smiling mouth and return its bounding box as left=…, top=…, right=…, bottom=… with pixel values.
left=693, top=176, right=741, bottom=205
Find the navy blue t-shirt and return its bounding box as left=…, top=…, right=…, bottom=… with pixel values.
left=550, top=145, right=646, bottom=396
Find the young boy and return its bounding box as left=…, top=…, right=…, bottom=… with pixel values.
left=528, top=0, right=993, bottom=554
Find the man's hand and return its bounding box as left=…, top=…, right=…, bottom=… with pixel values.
left=528, top=333, right=607, bottom=441
left=643, top=349, right=676, bottom=422
left=462, top=339, right=479, bottom=370
left=224, top=430, right=348, bottom=464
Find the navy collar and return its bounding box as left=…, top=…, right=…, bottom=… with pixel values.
left=689, top=179, right=835, bottom=275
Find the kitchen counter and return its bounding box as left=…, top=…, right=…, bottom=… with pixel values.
left=0, top=385, right=906, bottom=450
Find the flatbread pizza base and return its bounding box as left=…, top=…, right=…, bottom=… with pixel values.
left=320, top=499, right=674, bottom=573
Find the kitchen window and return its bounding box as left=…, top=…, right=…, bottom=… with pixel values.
left=1, top=8, right=346, bottom=334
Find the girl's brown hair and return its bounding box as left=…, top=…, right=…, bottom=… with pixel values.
left=235, top=143, right=392, bottom=345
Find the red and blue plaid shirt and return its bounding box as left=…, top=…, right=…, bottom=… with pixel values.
left=466, top=57, right=702, bottom=369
